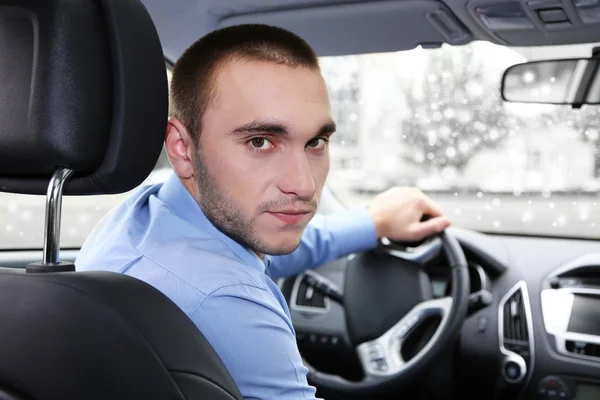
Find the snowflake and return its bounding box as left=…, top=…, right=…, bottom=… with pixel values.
left=427, top=131, right=437, bottom=146
left=413, top=152, right=425, bottom=163
left=440, top=126, right=451, bottom=137
left=557, top=215, right=568, bottom=226
left=458, top=110, right=473, bottom=123
left=20, top=211, right=33, bottom=222
left=459, top=141, right=471, bottom=154
left=6, top=202, right=17, bottom=213
left=444, top=108, right=456, bottom=119
left=521, top=71, right=536, bottom=83
left=586, top=129, right=599, bottom=141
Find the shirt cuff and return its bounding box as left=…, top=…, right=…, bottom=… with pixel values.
left=327, top=208, right=378, bottom=258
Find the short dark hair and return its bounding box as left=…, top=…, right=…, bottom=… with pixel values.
left=169, top=24, right=320, bottom=140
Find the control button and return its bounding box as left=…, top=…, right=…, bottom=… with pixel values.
left=504, top=361, right=521, bottom=380
left=367, top=343, right=384, bottom=358
left=330, top=336, right=339, bottom=346
left=309, top=333, right=317, bottom=344
left=318, top=335, right=329, bottom=345
left=539, top=376, right=569, bottom=399
left=296, top=331, right=305, bottom=343
left=369, top=358, right=388, bottom=372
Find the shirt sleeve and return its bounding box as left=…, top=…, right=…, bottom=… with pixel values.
left=190, top=284, right=321, bottom=400
left=267, top=208, right=378, bottom=280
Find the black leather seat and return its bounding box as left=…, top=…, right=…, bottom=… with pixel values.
left=0, top=0, right=242, bottom=399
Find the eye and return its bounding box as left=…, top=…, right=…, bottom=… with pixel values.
left=250, top=137, right=272, bottom=150
left=307, top=137, right=329, bottom=150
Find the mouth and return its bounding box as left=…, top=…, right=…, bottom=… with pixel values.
left=266, top=209, right=313, bottom=225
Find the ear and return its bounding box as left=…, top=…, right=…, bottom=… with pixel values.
left=165, top=116, right=195, bottom=179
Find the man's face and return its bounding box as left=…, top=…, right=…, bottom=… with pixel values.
left=194, top=59, right=334, bottom=255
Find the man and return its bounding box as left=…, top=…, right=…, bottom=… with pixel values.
left=76, top=24, right=450, bottom=399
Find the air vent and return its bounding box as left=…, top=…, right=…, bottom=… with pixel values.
left=296, top=276, right=325, bottom=308
left=502, top=285, right=531, bottom=359
left=291, top=274, right=328, bottom=312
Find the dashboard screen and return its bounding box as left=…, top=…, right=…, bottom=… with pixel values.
left=568, top=295, right=600, bottom=336
left=574, top=384, right=600, bottom=400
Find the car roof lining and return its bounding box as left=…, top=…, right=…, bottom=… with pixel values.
left=144, top=0, right=600, bottom=62
left=218, top=1, right=472, bottom=56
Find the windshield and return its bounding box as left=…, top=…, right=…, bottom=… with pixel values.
left=1, top=43, right=599, bottom=250
left=321, top=42, right=600, bottom=239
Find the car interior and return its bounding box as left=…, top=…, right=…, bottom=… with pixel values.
left=2, top=0, right=600, bottom=400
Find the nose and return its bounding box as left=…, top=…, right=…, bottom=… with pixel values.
left=277, top=150, right=316, bottom=199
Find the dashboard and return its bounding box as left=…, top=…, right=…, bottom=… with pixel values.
left=279, top=228, right=600, bottom=399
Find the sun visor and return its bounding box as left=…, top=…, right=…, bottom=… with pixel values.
left=218, top=0, right=472, bottom=56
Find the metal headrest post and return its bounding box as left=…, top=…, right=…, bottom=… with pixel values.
left=26, top=168, right=76, bottom=273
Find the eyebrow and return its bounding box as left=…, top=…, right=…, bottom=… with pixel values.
left=319, top=122, right=337, bottom=137
left=231, top=120, right=337, bottom=137
left=231, top=121, right=289, bottom=135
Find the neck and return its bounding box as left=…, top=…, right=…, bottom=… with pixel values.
left=179, top=175, right=199, bottom=200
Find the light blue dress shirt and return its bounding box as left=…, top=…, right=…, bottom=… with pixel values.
left=76, top=172, right=377, bottom=399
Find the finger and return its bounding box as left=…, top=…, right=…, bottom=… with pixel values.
left=410, top=216, right=451, bottom=240
left=419, top=195, right=444, bottom=217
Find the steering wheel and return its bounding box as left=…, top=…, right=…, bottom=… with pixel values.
left=303, top=230, right=470, bottom=397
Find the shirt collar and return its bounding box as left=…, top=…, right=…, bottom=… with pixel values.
left=157, top=172, right=268, bottom=274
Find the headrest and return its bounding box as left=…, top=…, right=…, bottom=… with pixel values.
left=0, top=0, right=168, bottom=195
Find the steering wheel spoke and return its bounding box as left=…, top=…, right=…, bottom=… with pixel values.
left=356, top=296, right=453, bottom=377
left=380, top=236, right=443, bottom=265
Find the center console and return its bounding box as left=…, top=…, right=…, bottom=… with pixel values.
left=539, top=254, right=600, bottom=400
left=541, top=257, right=600, bottom=363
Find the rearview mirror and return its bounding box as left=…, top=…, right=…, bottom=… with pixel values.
left=501, top=58, right=600, bottom=107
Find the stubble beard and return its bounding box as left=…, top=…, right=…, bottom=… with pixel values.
left=193, top=149, right=315, bottom=256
